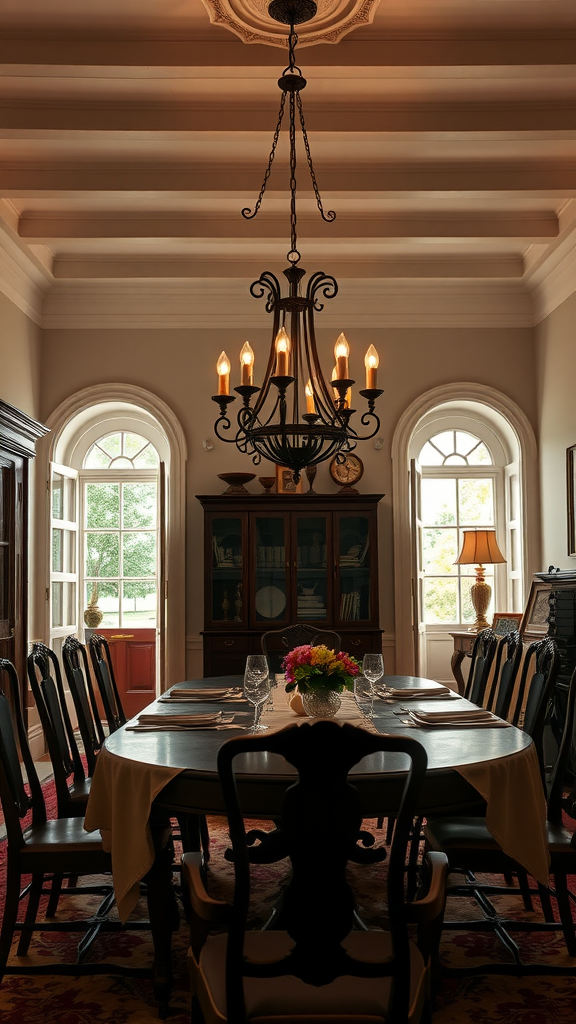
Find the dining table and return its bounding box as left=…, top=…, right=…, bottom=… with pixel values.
left=84, top=673, right=549, bottom=1008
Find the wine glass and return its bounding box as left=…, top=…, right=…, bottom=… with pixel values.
left=354, top=674, right=374, bottom=719
left=244, top=655, right=270, bottom=732
left=362, top=654, right=385, bottom=698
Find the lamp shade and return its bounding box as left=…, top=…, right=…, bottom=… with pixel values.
left=455, top=529, right=506, bottom=566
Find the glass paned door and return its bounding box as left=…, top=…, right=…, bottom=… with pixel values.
left=49, top=462, right=79, bottom=653
left=254, top=516, right=288, bottom=624
left=335, top=514, right=371, bottom=623
left=295, top=516, right=329, bottom=624
left=210, top=515, right=246, bottom=625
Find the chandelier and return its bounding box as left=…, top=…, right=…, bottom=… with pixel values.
left=212, top=0, right=383, bottom=482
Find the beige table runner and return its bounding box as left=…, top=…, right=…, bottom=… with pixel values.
left=84, top=692, right=548, bottom=922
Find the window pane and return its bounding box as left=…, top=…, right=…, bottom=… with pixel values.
left=52, top=473, right=63, bottom=520
left=455, top=431, right=480, bottom=456
left=123, top=531, right=156, bottom=578
left=124, top=432, right=148, bottom=458
left=51, top=582, right=63, bottom=627
left=122, top=581, right=157, bottom=625
left=431, top=430, right=454, bottom=457
left=99, top=433, right=121, bottom=458
left=86, top=483, right=120, bottom=529
left=63, top=581, right=76, bottom=627
left=444, top=454, right=467, bottom=466
left=52, top=528, right=63, bottom=572
left=123, top=482, right=156, bottom=529
left=422, top=528, right=458, bottom=574
left=87, top=581, right=119, bottom=627
left=63, top=476, right=76, bottom=520
left=134, top=445, right=160, bottom=467
left=421, top=478, right=456, bottom=526
left=418, top=441, right=444, bottom=466
left=110, top=457, right=133, bottom=469
left=84, top=445, right=110, bottom=469
left=86, top=533, right=120, bottom=577
left=423, top=578, right=457, bottom=623
left=458, top=478, right=494, bottom=526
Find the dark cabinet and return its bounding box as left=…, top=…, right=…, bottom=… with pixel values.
left=197, top=491, right=384, bottom=676
left=0, top=401, right=48, bottom=712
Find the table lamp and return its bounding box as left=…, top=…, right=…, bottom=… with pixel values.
left=455, top=529, right=506, bottom=632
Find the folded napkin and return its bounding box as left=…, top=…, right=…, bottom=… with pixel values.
left=126, top=723, right=242, bottom=732
left=408, top=708, right=510, bottom=728
left=126, top=711, right=240, bottom=732
left=379, top=685, right=452, bottom=699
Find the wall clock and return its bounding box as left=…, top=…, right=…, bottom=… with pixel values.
left=329, top=454, right=364, bottom=489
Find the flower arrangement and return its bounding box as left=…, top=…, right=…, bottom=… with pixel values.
left=283, top=644, right=361, bottom=694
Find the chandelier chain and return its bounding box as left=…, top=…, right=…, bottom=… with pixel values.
left=296, top=92, right=336, bottom=225
left=241, top=91, right=287, bottom=221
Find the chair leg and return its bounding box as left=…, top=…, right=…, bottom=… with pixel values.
left=17, top=873, right=44, bottom=955
left=406, top=816, right=424, bottom=900
left=386, top=816, right=395, bottom=844
left=537, top=882, right=555, bottom=922
left=46, top=872, right=64, bottom=917
left=516, top=869, right=534, bottom=912
left=554, top=872, right=576, bottom=956
left=0, top=865, right=22, bottom=978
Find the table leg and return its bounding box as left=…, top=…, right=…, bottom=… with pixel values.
left=144, top=817, right=180, bottom=1016
left=451, top=649, right=467, bottom=695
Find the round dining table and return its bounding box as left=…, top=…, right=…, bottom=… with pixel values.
left=85, top=674, right=549, bottom=1009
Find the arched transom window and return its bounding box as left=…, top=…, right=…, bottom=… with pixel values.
left=84, top=431, right=160, bottom=470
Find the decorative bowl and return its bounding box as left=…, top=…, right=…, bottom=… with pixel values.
left=258, top=476, right=276, bottom=493
left=217, top=472, right=256, bottom=494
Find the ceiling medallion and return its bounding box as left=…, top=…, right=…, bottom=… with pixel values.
left=201, top=0, right=380, bottom=47
left=211, top=0, right=383, bottom=482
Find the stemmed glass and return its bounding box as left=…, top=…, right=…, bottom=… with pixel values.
left=354, top=674, right=374, bottom=719
left=244, top=655, right=270, bottom=732
left=362, top=654, right=385, bottom=699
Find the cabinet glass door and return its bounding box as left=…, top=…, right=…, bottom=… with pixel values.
left=335, top=514, right=371, bottom=623
left=295, top=515, right=329, bottom=624
left=209, top=516, right=246, bottom=626
left=253, top=516, right=288, bottom=625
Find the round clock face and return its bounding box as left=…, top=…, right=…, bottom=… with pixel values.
left=330, top=454, right=364, bottom=486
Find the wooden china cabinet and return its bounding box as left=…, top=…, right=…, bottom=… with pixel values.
left=197, top=491, right=384, bottom=677
left=0, top=400, right=48, bottom=713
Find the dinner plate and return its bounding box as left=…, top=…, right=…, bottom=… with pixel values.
left=255, top=584, right=286, bottom=619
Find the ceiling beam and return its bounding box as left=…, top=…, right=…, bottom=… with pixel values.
left=18, top=212, right=558, bottom=242
left=3, top=163, right=576, bottom=194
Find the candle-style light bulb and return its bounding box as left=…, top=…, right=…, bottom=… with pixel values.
left=345, top=386, right=352, bottom=409
left=332, top=366, right=339, bottom=401
left=216, top=351, right=231, bottom=396
left=364, top=344, right=379, bottom=389
left=305, top=379, right=315, bottom=414
left=334, top=332, right=350, bottom=379
left=275, top=326, right=290, bottom=376
left=240, top=341, right=255, bottom=386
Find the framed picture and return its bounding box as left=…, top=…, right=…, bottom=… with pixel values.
left=275, top=466, right=303, bottom=495
left=492, top=612, right=522, bottom=637
left=520, top=581, right=552, bottom=638
left=567, top=444, right=576, bottom=556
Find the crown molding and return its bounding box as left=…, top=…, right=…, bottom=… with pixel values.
left=0, top=224, right=51, bottom=326
left=527, top=221, right=576, bottom=324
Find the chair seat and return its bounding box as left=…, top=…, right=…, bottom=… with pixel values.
left=191, top=930, right=427, bottom=1024
left=20, top=818, right=111, bottom=863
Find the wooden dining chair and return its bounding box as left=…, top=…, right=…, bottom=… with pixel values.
left=0, top=658, right=149, bottom=980
left=261, top=622, right=342, bottom=676
left=62, top=635, right=106, bottom=774
left=88, top=633, right=127, bottom=733
left=183, top=720, right=448, bottom=1024
left=423, top=637, right=569, bottom=969
left=461, top=626, right=498, bottom=704
left=484, top=629, right=524, bottom=718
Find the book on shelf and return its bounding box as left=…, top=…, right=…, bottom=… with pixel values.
left=339, top=590, right=361, bottom=620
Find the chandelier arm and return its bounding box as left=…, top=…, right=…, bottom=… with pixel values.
left=304, top=301, right=339, bottom=424
left=296, top=92, right=336, bottom=225
left=214, top=414, right=240, bottom=443
left=241, top=91, right=287, bottom=221
left=306, top=270, right=338, bottom=311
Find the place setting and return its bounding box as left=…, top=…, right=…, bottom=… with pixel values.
left=400, top=708, right=512, bottom=729
left=125, top=710, right=246, bottom=732
left=158, top=686, right=247, bottom=704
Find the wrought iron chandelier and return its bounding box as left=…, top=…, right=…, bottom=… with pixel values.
left=212, top=0, right=383, bottom=482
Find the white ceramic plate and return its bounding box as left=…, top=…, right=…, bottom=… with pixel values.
left=255, top=585, right=286, bottom=619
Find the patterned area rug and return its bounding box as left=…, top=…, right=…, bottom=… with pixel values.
left=1, top=813, right=576, bottom=1022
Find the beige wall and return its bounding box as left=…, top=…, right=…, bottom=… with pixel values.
left=39, top=323, right=538, bottom=672
left=535, top=291, right=576, bottom=571
left=0, top=291, right=42, bottom=418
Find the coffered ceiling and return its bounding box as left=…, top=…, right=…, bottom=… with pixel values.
left=2, top=0, right=576, bottom=328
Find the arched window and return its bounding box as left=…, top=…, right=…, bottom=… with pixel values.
left=416, top=428, right=499, bottom=626
left=84, top=431, right=160, bottom=470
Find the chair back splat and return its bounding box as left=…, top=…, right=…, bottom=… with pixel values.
left=464, top=627, right=498, bottom=706
left=261, top=623, right=342, bottom=676
left=28, top=643, right=90, bottom=818
left=62, top=635, right=105, bottom=773
left=511, top=636, right=559, bottom=761
left=218, top=721, right=429, bottom=1024
left=0, top=659, right=45, bottom=837
left=485, top=630, right=523, bottom=718
left=89, top=633, right=127, bottom=732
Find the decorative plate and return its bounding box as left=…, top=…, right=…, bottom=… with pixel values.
left=329, top=454, right=364, bottom=487
left=255, top=585, right=287, bottom=619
